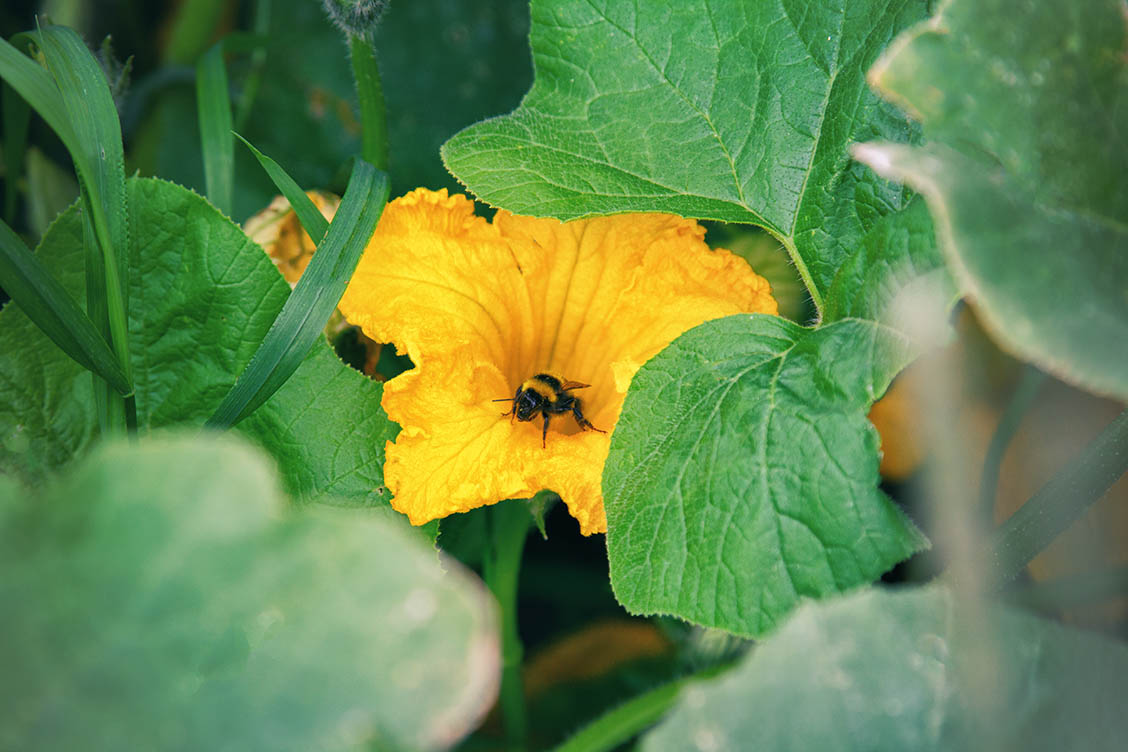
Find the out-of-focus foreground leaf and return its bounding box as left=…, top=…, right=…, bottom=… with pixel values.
left=605, top=315, right=927, bottom=637
left=854, top=0, right=1128, bottom=401
left=443, top=0, right=944, bottom=324
left=641, top=586, right=1128, bottom=751
left=0, top=178, right=398, bottom=508
left=0, top=435, right=498, bottom=751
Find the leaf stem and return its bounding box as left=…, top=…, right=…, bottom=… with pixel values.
left=975, top=408, right=1128, bottom=591
left=978, top=365, right=1048, bottom=523
left=778, top=234, right=823, bottom=319
left=348, top=33, right=388, bottom=170
left=483, top=501, right=531, bottom=750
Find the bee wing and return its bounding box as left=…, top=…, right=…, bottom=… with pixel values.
left=559, top=379, right=591, bottom=391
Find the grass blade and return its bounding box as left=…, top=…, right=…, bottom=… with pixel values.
left=235, top=132, right=329, bottom=243
left=81, top=196, right=124, bottom=434
left=196, top=42, right=233, bottom=216
left=31, top=26, right=132, bottom=391
left=0, top=217, right=130, bottom=394
left=205, top=160, right=388, bottom=429
left=0, top=35, right=75, bottom=149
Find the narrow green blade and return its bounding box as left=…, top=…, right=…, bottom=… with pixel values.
left=196, top=42, right=233, bottom=216
left=0, top=218, right=129, bottom=394
left=30, top=26, right=132, bottom=397
left=0, top=35, right=75, bottom=150
left=235, top=132, right=329, bottom=243
left=206, top=159, right=388, bottom=428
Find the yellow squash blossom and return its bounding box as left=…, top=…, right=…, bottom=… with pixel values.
left=339, top=189, right=777, bottom=535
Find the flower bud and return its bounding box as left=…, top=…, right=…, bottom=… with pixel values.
left=321, top=0, right=388, bottom=38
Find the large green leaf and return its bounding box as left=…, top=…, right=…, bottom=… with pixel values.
left=0, top=178, right=397, bottom=507
left=854, top=0, right=1128, bottom=400
left=604, top=314, right=927, bottom=637
left=442, top=0, right=942, bottom=319
left=641, top=586, right=1128, bottom=751
left=0, top=435, right=497, bottom=751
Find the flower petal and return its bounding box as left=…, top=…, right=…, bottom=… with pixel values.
left=341, top=190, right=778, bottom=534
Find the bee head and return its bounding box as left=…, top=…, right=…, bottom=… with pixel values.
left=513, top=388, right=543, bottom=421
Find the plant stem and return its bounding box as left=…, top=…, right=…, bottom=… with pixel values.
left=978, top=365, right=1048, bottom=523
left=348, top=34, right=388, bottom=170
left=483, top=501, right=531, bottom=751
left=549, top=663, right=730, bottom=752
left=974, top=408, right=1128, bottom=591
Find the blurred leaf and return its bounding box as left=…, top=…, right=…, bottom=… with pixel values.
left=442, top=0, right=943, bottom=322
left=162, top=0, right=227, bottom=65
left=241, top=0, right=530, bottom=198
left=854, top=0, right=1128, bottom=400
left=641, top=585, right=1128, bottom=751
left=196, top=42, right=234, bottom=216
left=25, top=146, right=79, bottom=238
left=0, top=177, right=398, bottom=509
left=206, top=160, right=388, bottom=428
left=2, top=79, right=30, bottom=225
left=605, top=314, right=927, bottom=637
left=0, top=435, right=498, bottom=751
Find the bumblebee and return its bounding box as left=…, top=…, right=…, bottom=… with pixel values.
left=493, top=372, right=605, bottom=447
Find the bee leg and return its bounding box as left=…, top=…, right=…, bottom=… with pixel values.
left=573, top=404, right=606, bottom=434
left=542, top=412, right=550, bottom=448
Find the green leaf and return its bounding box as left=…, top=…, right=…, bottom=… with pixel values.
left=0, top=216, right=129, bottom=393
left=641, top=586, right=1128, bottom=751
left=0, top=177, right=397, bottom=508
left=442, top=0, right=943, bottom=320
left=206, top=159, right=388, bottom=428
left=604, top=314, right=927, bottom=637
left=0, top=434, right=497, bottom=751
left=196, top=42, right=234, bottom=216
left=853, top=0, right=1128, bottom=401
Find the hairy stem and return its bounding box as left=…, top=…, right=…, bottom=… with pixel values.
left=348, top=34, right=388, bottom=170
